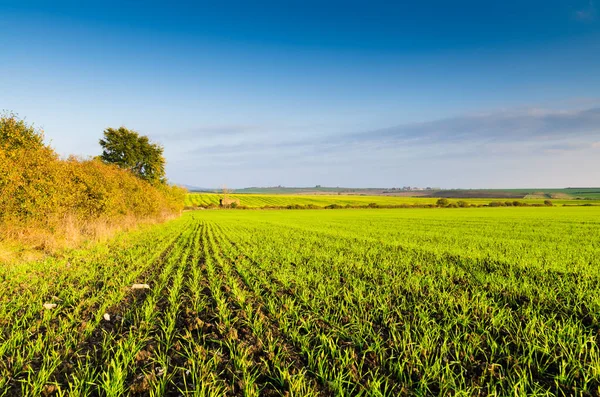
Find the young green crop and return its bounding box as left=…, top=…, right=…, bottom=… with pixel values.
left=1, top=207, right=599, bottom=395
left=185, top=192, right=600, bottom=208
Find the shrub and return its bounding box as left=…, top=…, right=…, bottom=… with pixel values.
left=436, top=198, right=450, bottom=207
left=544, top=200, right=553, bottom=206
left=0, top=114, right=45, bottom=151
left=457, top=200, right=469, bottom=208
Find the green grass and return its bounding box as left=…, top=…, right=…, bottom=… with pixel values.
left=185, top=192, right=600, bottom=208
left=2, top=207, right=600, bottom=395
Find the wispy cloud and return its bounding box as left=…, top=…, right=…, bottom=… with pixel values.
left=180, top=106, right=600, bottom=165
left=574, top=1, right=596, bottom=21
left=151, top=124, right=259, bottom=141
left=166, top=104, right=600, bottom=190
left=539, top=141, right=598, bottom=154
left=345, top=107, right=600, bottom=148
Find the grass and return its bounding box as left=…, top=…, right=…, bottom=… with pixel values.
left=185, top=192, right=600, bottom=208
left=1, top=207, right=600, bottom=395
left=0, top=215, right=181, bottom=266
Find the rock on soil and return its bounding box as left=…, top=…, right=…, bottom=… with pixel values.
left=131, top=283, right=150, bottom=290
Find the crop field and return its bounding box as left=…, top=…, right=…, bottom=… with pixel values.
left=229, top=187, right=600, bottom=200
left=184, top=193, right=600, bottom=208
left=184, top=193, right=465, bottom=208
left=2, top=207, right=600, bottom=396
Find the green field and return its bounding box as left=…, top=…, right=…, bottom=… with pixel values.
left=224, top=187, right=600, bottom=200
left=185, top=192, right=600, bottom=208
left=2, top=207, right=600, bottom=395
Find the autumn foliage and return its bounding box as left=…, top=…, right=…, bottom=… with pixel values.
left=0, top=114, right=186, bottom=254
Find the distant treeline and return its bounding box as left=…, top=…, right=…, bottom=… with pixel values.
left=186, top=198, right=587, bottom=211
left=0, top=115, right=185, bottom=255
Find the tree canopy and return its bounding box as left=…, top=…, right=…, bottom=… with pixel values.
left=99, top=127, right=166, bottom=184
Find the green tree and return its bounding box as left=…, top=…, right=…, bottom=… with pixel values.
left=99, top=127, right=166, bottom=184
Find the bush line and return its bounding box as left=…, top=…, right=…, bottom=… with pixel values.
left=0, top=114, right=186, bottom=257
left=184, top=199, right=598, bottom=211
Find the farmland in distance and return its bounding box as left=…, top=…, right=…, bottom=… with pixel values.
left=2, top=207, right=600, bottom=396
left=184, top=192, right=600, bottom=208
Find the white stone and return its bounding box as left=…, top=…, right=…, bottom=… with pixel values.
left=131, top=284, right=150, bottom=290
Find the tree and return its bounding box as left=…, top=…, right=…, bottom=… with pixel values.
left=99, top=127, right=165, bottom=184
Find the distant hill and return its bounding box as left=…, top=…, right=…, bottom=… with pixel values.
left=230, top=186, right=600, bottom=199
left=426, top=188, right=600, bottom=200
left=180, top=184, right=218, bottom=192
left=183, top=185, right=600, bottom=199
left=232, top=186, right=435, bottom=196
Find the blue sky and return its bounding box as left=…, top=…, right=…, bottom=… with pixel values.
left=1, top=0, right=599, bottom=188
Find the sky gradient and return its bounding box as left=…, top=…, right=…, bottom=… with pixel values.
left=1, top=0, right=599, bottom=188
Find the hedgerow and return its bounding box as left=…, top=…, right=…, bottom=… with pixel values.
left=0, top=114, right=185, bottom=254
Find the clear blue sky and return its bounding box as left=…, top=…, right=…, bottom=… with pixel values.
left=1, top=0, right=599, bottom=188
